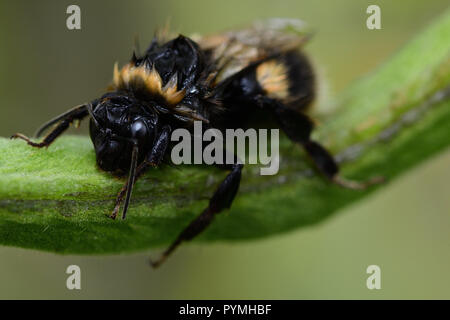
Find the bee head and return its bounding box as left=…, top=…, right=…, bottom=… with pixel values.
left=88, top=93, right=158, bottom=173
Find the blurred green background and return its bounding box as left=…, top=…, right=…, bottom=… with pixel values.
left=0, top=0, right=449, bottom=299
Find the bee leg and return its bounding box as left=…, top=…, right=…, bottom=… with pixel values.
left=10, top=104, right=88, bottom=148
left=256, top=96, right=382, bottom=189
left=302, top=140, right=383, bottom=189
left=110, top=125, right=171, bottom=220
left=150, top=159, right=243, bottom=268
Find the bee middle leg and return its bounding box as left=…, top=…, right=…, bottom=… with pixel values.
left=150, top=159, right=243, bottom=268
left=256, top=96, right=382, bottom=189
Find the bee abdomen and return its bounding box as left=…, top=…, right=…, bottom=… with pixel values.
left=256, top=51, right=315, bottom=110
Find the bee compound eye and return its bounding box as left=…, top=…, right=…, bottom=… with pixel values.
left=131, top=119, right=149, bottom=140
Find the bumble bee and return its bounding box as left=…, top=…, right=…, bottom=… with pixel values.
left=12, top=19, right=377, bottom=267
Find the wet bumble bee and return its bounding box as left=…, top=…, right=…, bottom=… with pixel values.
left=12, top=19, right=376, bottom=267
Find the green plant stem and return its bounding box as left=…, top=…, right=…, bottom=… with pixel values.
left=0, top=9, right=449, bottom=254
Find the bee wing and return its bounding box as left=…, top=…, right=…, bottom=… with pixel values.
left=194, top=18, right=313, bottom=85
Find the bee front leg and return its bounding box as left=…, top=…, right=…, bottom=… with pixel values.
left=110, top=125, right=171, bottom=220
left=11, top=104, right=89, bottom=148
